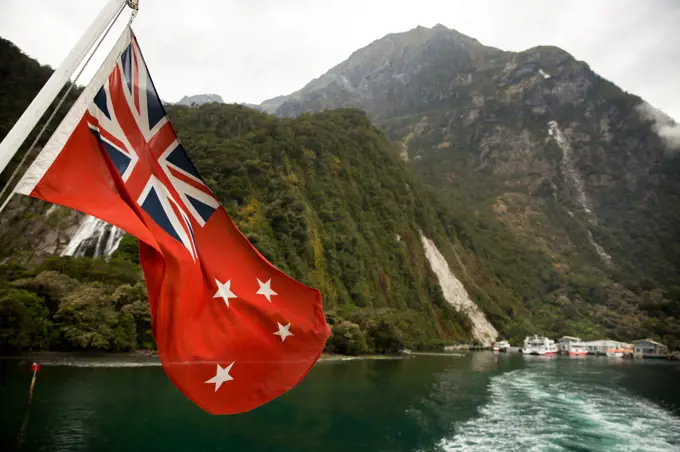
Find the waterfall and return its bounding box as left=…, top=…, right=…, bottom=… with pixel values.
left=62, top=215, right=126, bottom=258
left=45, top=204, right=59, bottom=216
left=586, top=230, right=613, bottom=266
left=548, top=120, right=593, bottom=218
left=548, top=121, right=613, bottom=265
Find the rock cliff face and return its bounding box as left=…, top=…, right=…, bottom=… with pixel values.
left=261, top=24, right=680, bottom=345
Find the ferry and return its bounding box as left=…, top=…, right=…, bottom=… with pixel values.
left=492, top=340, right=510, bottom=352
left=558, top=336, right=588, bottom=356
left=521, top=335, right=558, bottom=355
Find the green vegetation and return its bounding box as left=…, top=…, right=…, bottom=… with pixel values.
left=0, top=254, right=150, bottom=353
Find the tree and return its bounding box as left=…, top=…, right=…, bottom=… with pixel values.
left=0, top=289, right=51, bottom=351
left=365, top=319, right=404, bottom=354
left=328, top=321, right=368, bottom=355
left=54, top=283, right=135, bottom=350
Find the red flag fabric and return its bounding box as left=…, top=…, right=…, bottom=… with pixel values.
left=15, top=26, right=329, bottom=414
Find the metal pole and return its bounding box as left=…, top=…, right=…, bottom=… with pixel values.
left=0, top=0, right=128, bottom=177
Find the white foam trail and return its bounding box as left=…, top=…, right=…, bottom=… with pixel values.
left=44, top=361, right=161, bottom=368
left=438, top=368, right=680, bottom=451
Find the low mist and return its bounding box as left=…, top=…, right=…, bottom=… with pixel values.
left=636, top=101, right=680, bottom=150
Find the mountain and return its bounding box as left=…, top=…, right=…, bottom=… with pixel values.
left=260, top=24, right=680, bottom=347
left=175, top=93, right=224, bottom=106
left=0, top=35, right=511, bottom=354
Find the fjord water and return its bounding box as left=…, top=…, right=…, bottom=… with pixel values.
left=2, top=353, right=680, bottom=452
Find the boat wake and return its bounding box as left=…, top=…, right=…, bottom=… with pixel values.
left=39, top=360, right=162, bottom=368
left=438, top=368, right=680, bottom=451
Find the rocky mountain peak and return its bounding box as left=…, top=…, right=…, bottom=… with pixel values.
left=268, top=27, right=501, bottom=118
left=176, top=93, right=225, bottom=106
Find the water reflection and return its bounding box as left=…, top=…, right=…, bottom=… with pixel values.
left=44, top=370, right=100, bottom=451
left=470, top=351, right=500, bottom=373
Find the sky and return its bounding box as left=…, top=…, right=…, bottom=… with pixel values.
left=1, top=0, right=679, bottom=120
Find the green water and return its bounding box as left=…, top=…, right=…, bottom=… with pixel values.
left=2, top=353, right=680, bottom=451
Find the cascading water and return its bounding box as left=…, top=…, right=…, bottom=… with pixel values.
left=62, top=215, right=126, bottom=258
left=45, top=204, right=59, bottom=216
left=548, top=120, right=593, bottom=217
left=548, top=121, right=613, bottom=265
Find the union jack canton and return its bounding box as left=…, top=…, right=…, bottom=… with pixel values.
left=85, top=36, right=220, bottom=260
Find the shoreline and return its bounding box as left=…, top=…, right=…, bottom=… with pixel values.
left=318, top=353, right=407, bottom=362
left=0, top=350, right=409, bottom=368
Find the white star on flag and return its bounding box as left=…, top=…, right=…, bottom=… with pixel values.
left=205, top=362, right=234, bottom=392
left=274, top=322, right=294, bottom=342
left=256, top=278, right=277, bottom=302
left=213, top=279, right=237, bottom=307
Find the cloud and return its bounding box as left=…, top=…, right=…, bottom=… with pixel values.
left=636, top=101, right=680, bottom=150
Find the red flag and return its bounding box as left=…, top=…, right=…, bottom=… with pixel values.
left=15, top=26, right=329, bottom=414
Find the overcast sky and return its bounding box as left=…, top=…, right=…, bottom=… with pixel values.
left=1, top=0, right=679, bottom=119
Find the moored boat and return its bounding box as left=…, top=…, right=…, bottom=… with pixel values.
left=522, top=335, right=558, bottom=355
left=492, top=340, right=510, bottom=352
left=606, top=348, right=625, bottom=358
left=558, top=336, right=588, bottom=356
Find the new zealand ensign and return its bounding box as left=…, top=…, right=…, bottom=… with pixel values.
left=15, top=26, right=330, bottom=415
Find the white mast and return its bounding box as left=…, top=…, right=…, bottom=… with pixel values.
left=0, top=0, right=133, bottom=177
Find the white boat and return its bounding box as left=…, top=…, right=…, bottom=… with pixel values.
left=521, top=335, right=558, bottom=355
left=558, top=336, right=588, bottom=356
left=492, top=340, right=510, bottom=352
left=605, top=348, right=626, bottom=358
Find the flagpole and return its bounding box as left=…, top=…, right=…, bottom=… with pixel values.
left=0, top=0, right=130, bottom=178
